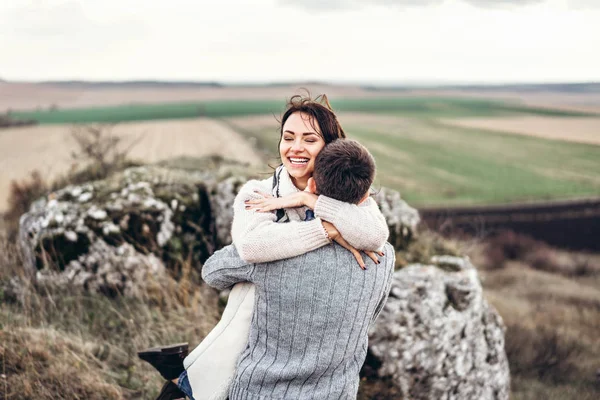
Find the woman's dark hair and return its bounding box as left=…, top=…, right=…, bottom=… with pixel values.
left=279, top=93, right=346, bottom=147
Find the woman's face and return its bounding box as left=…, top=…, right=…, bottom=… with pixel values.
left=279, top=112, right=326, bottom=190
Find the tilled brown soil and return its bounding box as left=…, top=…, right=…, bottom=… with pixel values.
left=0, top=118, right=262, bottom=212
left=441, top=116, right=600, bottom=145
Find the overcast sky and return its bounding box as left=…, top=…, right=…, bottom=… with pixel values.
left=1, top=0, right=599, bottom=84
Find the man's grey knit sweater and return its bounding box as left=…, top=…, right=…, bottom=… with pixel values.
left=202, top=242, right=395, bottom=400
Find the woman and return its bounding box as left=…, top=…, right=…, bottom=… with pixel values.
left=233, top=94, right=388, bottom=266
left=140, top=94, right=389, bottom=400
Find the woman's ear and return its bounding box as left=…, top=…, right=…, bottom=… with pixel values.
left=306, top=177, right=317, bottom=194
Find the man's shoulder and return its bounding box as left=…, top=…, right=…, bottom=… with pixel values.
left=382, top=242, right=396, bottom=269
left=382, top=242, right=394, bottom=254
left=205, top=244, right=245, bottom=267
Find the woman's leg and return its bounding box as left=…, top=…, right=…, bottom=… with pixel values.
left=175, top=370, right=195, bottom=400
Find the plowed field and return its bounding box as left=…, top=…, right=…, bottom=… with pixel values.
left=441, top=116, right=600, bottom=145
left=0, top=118, right=262, bottom=212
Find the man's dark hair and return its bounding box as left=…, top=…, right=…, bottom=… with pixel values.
left=313, top=139, right=376, bottom=204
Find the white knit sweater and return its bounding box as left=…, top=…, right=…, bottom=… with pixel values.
left=232, top=166, right=389, bottom=263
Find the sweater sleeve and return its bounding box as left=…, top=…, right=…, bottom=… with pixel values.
left=231, top=179, right=331, bottom=264
left=313, top=195, right=389, bottom=251
left=201, top=244, right=255, bottom=290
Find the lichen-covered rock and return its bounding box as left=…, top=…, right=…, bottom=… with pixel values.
left=374, top=187, right=420, bottom=249
left=367, top=256, right=509, bottom=400
left=18, top=162, right=245, bottom=297
left=209, top=176, right=247, bottom=246
left=35, top=240, right=166, bottom=298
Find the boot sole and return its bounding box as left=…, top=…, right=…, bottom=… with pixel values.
left=138, top=342, right=189, bottom=358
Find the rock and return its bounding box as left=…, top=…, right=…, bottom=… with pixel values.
left=209, top=176, right=247, bottom=246
left=35, top=240, right=166, bottom=298
left=17, top=162, right=245, bottom=297
left=367, top=256, right=510, bottom=400
left=374, top=187, right=420, bottom=249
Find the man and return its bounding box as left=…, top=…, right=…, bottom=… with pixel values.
left=202, top=140, right=395, bottom=399
left=141, top=139, right=395, bottom=400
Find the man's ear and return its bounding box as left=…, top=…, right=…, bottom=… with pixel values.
left=358, top=191, right=370, bottom=204
left=306, top=177, right=317, bottom=194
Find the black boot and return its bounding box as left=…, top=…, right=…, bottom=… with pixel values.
left=156, top=380, right=186, bottom=400
left=138, top=342, right=189, bottom=381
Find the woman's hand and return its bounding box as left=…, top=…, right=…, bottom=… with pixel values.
left=322, top=221, right=383, bottom=270
left=245, top=192, right=318, bottom=212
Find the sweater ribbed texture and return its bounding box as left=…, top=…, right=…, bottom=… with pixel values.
left=202, top=242, right=395, bottom=400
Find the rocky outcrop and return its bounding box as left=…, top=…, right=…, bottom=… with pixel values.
left=374, top=187, right=420, bottom=249
left=18, top=160, right=248, bottom=296
left=367, top=256, right=510, bottom=400
left=18, top=159, right=418, bottom=297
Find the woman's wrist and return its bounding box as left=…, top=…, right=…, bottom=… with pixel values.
left=321, top=220, right=337, bottom=243
left=322, top=222, right=331, bottom=242
left=302, top=192, right=318, bottom=209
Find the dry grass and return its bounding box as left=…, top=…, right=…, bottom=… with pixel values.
left=394, top=230, right=466, bottom=268
left=511, top=376, right=600, bottom=400
left=3, top=170, right=49, bottom=241
left=0, top=234, right=221, bottom=399
left=479, top=258, right=600, bottom=399
left=0, top=118, right=262, bottom=213
left=479, top=230, right=600, bottom=277
left=441, top=116, right=600, bottom=145
left=1, top=327, right=125, bottom=399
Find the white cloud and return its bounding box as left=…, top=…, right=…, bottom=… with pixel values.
left=463, top=0, right=545, bottom=8
left=278, top=0, right=445, bottom=11
left=0, top=0, right=598, bottom=83
left=280, top=0, right=594, bottom=11
left=3, top=0, right=88, bottom=37
left=568, top=0, right=600, bottom=8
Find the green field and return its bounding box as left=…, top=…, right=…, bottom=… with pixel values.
left=225, top=115, right=600, bottom=207
left=10, top=96, right=600, bottom=206
left=12, top=97, right=596, bottom=124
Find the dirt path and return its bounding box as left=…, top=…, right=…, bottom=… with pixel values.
left=0, top=118, right=262, bottom=212
left=440, top=116, right=600, bottom=145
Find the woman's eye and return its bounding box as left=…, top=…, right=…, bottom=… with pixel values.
left=306, top=140, right=316, bottom=143
left=283, top=137, right=293, bottom=141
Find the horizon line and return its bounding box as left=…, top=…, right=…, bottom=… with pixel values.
left=1, top=78, right=599, bottom=89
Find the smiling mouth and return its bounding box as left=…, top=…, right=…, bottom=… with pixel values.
left=288, top=157, right=309, bottom=165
